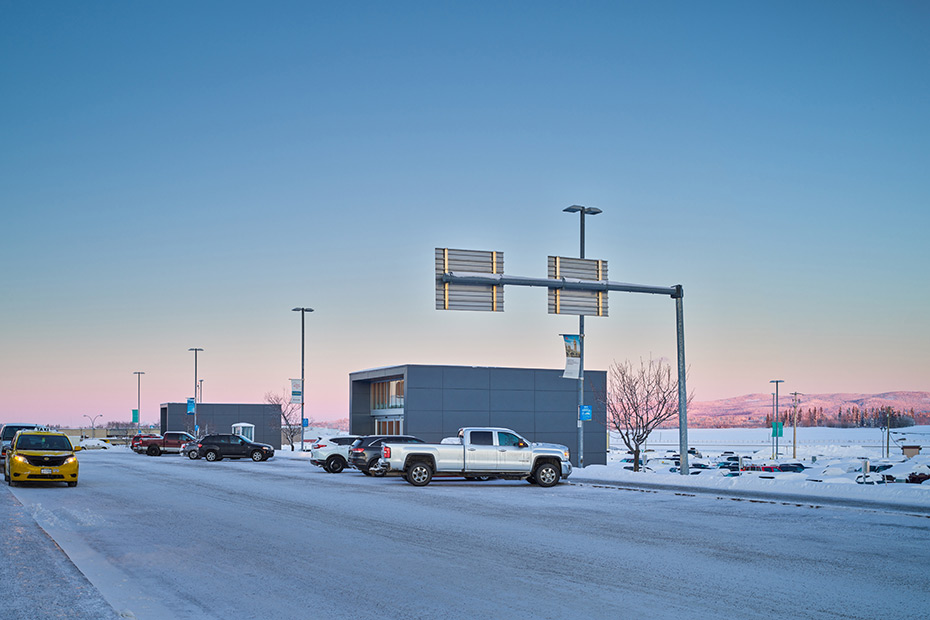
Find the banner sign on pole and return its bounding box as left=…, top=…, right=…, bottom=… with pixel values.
left=561, top=334, right=581, bottom=379
left=771, top=422, right=783, bottom=437
left=132, top=409, right=139, bottom=424
left=187, top=398, right=196, bottom=415
left=579, top=405, right=592, bottom=421
left=290, top=379, right=303, bottom=404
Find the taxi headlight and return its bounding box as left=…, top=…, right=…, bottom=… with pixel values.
left=64, top=456, right=76, bottom=464
left=12, top=455, right=28, bottom=464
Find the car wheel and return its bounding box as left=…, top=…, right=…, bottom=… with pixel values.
left=534, top=462, right=560, bottom=488
left=368, top=458, right=386, bottom=477
left=205, top=450, right=220, bottom=462
left=147, top=445, right=160, bottom=456
left=406, top=461, right=432, bottom=487
left=325, top=456, right=346, bottom=474
left=250, top=450, right=264, bottom=462
left=68, top=481, right=77, bottom=487
left=187, top=450, right=199, bottom=460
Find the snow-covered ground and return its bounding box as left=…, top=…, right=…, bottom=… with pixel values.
left=271, top=425, right=930, bottom=510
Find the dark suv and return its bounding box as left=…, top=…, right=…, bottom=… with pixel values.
left=196, top=434, right=275, bottom=462
left=348, top=435, right=424, bottom=476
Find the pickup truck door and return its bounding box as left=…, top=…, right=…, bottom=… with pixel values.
left=496, top=431, right=532, bottom=472
left=464, top=430, right=497, bottom=471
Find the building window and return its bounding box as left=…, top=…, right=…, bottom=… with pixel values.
left=371, top=379, right=404, bottom=411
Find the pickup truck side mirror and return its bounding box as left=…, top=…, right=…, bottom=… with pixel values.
left=517, top=441, right=529, bottom=448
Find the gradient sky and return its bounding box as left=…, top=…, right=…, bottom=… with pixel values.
left=2, top=1, right=928, bottom=427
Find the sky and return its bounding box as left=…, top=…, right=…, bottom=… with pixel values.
left=1, top=1, right=928, bottom=427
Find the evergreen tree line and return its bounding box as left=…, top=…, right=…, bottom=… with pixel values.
left=764, top=405, right=925, bottom=428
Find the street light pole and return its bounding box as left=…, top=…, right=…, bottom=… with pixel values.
left=292, top=307, right=314, bottom=452
left=133, top=371, right=145, bottom=436
left=790, top=391, right=802, bottom=459
left=189, top=348, right=203, bottom=433
left=770, top=379, right=784, bottom=459
left=563, top=205, right=602, bottom=468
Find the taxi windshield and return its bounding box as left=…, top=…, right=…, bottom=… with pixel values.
left=16, top=434, right=73, bottom=451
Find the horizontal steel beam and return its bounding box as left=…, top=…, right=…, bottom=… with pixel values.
left=441, top=271, right=681, bottom=298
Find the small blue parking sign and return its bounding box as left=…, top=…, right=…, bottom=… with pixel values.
left=579, top=405, right=592, bottom=421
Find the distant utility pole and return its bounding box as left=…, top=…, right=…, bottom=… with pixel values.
left=770, top=380, right=784, bottom=458
left=790, top=391, right=802, bottom=459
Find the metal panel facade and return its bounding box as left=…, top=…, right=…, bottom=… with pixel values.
left=349, top=364, right=606, bottom=466
left=160, top=403, right=282, bottom=449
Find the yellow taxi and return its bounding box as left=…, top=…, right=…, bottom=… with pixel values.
left=4, top=430, right=81, bottom=487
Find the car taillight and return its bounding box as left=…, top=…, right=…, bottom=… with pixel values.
left=351, top=448, right=364, bottom=453
left=382, top=446, right=391, bottom=458
left=312, top=443, right=325, bottom=449
left=197, top=443, right=202, bottom=448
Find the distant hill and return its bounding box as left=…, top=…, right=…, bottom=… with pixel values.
left=687, top=391, right=930, bottom=428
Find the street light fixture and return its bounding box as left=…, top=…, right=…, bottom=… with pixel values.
left=790, top=391, right=803, bottom=459
left=562, top=205, right=602, bottom=468
left=292, top=307, right=314, bottom=452
left=770, top=379, right=784, bottom=458
left=189, top=348, right=203, bottom=433
left=133, top=371, right=145, bottom=436
left=83, top=414, right=102, bottom=439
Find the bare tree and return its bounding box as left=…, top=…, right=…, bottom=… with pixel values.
left=265, top=389, right=306, bottom=451
left=603, top=356, right=692, bottom=472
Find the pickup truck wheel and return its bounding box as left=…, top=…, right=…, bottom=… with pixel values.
left=368, top=458, right=387, bottom=477
left=534, top=462, right=560, bottom=488
left=325, top=456, right=346, bottom=474
left=146, top=445, right=160, bottom=456
left=407, top=461, right=432, bottom=487
left=250, top=450, right=264, bottom=462
left=187, top=450, right=200, bottom=460
left=204, top=450, right=221, bottom=462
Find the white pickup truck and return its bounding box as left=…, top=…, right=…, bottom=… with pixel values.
left=380, top=427, right=572, bottom=487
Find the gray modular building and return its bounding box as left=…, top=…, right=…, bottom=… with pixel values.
left=159, top=403, right=282, bottom=449
left=349, top=364, right=607, bottom=466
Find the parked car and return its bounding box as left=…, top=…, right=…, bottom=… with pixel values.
left=1, top=423, right=43, bottom=470
left=777, top=463, right=807, bottom=473
left=5, top=429, right=81, bottom=487
left=309, top=435, right=361, bottom=473
left=196, top=434, right=275, bottom=462
left=348, top=435, right=424, bottom=476
left=181, top=439, right=202, bottom=460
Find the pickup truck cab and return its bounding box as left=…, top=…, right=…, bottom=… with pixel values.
left=381, top=427, right=572, bottom=487
left=133, top=431, right=195, bottom=456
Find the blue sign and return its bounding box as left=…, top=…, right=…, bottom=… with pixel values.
left=579, top=405, right=592, bottom=421
left=302, top=418, right=309, bottom=428
left=187, top=398, right=196, bottom=415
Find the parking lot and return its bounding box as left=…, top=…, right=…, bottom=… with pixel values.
left=4, top=447, right=930, bottom=619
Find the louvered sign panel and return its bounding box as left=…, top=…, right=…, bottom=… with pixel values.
left=547, top=256, right=608, bottom=316
left=435, top=248, right=504, bottom=312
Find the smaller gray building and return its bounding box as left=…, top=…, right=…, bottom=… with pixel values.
left=159, top=403, right=282, bottom=449
left=349, top=364, right=607, bottom=466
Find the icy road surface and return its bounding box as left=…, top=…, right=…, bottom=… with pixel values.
left=5, top=449, right=930, bottom=620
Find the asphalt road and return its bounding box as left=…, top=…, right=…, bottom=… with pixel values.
left=4, top=449, right=930, bottom=620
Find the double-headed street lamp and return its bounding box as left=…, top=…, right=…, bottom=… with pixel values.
left=189, top=348, right=203, bottom=433
left=83, top=414, right=102, bottom=438
left=562, top=205, right=602, bottom=468
left=292, top=307, right=314, bottom=452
